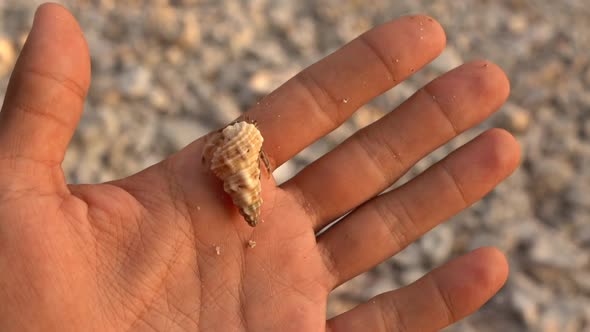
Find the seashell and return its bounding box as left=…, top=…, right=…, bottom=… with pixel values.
left=203, top=120, right=269, bottom=227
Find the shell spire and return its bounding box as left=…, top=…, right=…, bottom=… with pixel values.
left=204, top=121, right=268, bottom=226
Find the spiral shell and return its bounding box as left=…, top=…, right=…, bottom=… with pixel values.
left=204, top=121, right=266, bottom=226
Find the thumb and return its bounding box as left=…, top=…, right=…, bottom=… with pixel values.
left=0, top=3, right=90, bottom=171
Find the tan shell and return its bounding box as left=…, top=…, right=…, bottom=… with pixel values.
left=204, top=121, right=265, bottom=226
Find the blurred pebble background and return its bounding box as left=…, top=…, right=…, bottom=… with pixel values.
left=1, top=0, right=589, bottom=330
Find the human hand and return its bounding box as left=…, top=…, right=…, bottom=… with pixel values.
left=0, top=3, right=520, bottom=331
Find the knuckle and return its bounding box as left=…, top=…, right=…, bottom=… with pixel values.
left=22, top=68, right=87, bottom=101
left=294, top=72, right=343, bottom=127
left=377, top=295, right=408, bottom=331
left=373, top=196, right=417, bottom=252
left=9, top=102, right=71, bottom=129
left=427, top=273, right=458, bottom=325
left=358, top=34, right=397, bottom=82
left=355, top=127, right=405, bottom=184
left=421, top=86, right=459, bottom=136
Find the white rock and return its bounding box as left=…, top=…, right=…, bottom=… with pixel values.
left=392, top=243, right=423, bottom=268
left=179, top=12, right=201, bottom=50
left=495, top=103, right=531, bottom=134
left=529, top=231, right=589, bottom=270
left=420, top=223, right=454, bottom=266
left=273, top=160, right=297, bottom=185
left=118, top=66, right=152, bottom=98
left=0, top=37, right=16, bottom=78
left=538, top=302, right=583, bottom=332
left=147, top=6, right=182, bottom=43
left=532, top=157, right=574, bottom=197
left=512, top=288, right=540, bottom=327
left=430, top=46, right=463, bottom=73
left=161, top=117, right=209, bottom=150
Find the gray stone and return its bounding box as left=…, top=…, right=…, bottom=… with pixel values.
left=398, top=266, right=425, bottom=286
left=248, top=69, right=297, bottom=94
left=179, top=12, right=201, bottom=51
left=147, top=6, right=182, bottom=43
left=148, top=86, right=171, bottom=112
left=352, top=104, right=385, bottom=129
left=538, top=302, right=583, bottom=332
left=160, top=117, right=210, bottom=150
left=529, top=231, right=589, bottom=270
left=430, top=46, right=463, bottom=73
left=572, top=271, right=590, bottom=294
left=391, top=243, right=423, bottom=268
left=495, top=102, right=531, bottom=134
left=507, top=14, right=528, bottom=35
left=585, top=66, right=590, bottom=86
left=273, top=160, right=298, bottom=185
left=508, top=272, right=554, bottom=328
left=118, top=66, right=153, bottom=98
left=531, top=157, right=575, bottom=197
left=420, top=223, right=454, bottom=266
left=207, top=92, right=242, bottom=125
left=364, top=271, right=399, bottom=299
left=512, top=288, right=540, bottom=328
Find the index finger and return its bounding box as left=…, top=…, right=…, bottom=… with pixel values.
left=245, top=15, right=446, bottom=168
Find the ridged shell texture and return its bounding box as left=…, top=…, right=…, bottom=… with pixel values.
left=208, top=121, right=264, bottom=226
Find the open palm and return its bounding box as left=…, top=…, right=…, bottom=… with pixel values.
left=0, top=4, right=520, bottom=332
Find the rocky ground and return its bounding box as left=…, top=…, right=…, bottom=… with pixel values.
left=1, top=0, right=589, bottom=330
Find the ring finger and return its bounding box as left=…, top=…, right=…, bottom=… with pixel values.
left=318, top=128, right=520, bottom=286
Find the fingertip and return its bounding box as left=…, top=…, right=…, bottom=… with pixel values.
left=480, top=128, right=522, bottom=177
left=35, top=2, right=75, bottom=21
left=25, top=1, right=90, bottom=91
left=467, top=247, right=509, bottom=293
left=435, top=246, right=509, bottom=319
left=34, top=3, right=82, bottom=34
left=408, top=14, right=447, bottom=52
left=472, top=60, right=511, bottom=105
left=451, top=60, right=511, bottom=111
left=420, top=60, right=511, bottom=134
left=489, top=62, right=511, bottom=101
left=0, top=1, right=91, bottom=164
left=403, top=14, right=447, bottom=57
left=366, top=14, right=447, bottom=75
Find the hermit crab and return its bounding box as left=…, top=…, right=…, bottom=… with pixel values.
left=202, top=118, right=271, bottom=227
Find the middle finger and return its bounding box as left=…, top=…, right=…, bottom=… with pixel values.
left=282, top=61, right=510, bottom=231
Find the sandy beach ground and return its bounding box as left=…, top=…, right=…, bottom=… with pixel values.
left=1, top=1, right=589, bottom=330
